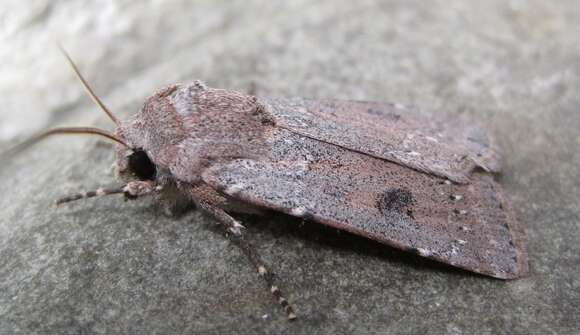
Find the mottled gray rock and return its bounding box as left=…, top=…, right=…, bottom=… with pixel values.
left=0, top=1, right=578, bottom=334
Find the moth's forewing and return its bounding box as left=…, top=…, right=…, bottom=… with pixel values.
left=262, top=98, right=502, bottom=183
left=202, top=128, right=528, bottom=279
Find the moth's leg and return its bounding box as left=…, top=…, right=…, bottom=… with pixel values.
left=198, top=201, right=298, bottom=320
left=189, top=184, right=297, bottom=320
left=56, top=180, right=159, bottom=205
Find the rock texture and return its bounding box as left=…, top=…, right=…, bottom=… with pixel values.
left=0, top=1, right=578, bottom=334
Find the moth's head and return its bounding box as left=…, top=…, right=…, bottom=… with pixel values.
left=113, top=83, right=196, bottom=183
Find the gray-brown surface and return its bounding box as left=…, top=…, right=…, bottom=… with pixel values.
left=0, top=1, right=578, bottom=334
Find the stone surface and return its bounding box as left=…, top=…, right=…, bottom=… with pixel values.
left=0, top=1, right=578, bottom=334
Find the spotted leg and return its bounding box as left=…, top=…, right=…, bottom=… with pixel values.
left=56, top=180, right=159, bottom=205
left=190, top=184, right=297, bottom=320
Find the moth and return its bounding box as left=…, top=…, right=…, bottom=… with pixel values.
left=9, top=49, right=528, bottom=320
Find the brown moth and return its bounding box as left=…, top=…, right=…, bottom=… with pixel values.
left=8, top=49, right=528, bottom=320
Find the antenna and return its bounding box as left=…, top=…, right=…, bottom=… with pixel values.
left=0, top=127, right=130, bottom=159
left=58, top=44, right=120, bottom=125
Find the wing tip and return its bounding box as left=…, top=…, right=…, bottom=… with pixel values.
left=483, top=176, right=529, bottom=280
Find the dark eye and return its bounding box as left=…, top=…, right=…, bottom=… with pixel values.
left=128, top=149, right=157, bottom=180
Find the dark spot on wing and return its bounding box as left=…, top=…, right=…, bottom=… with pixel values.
left=378, top=188, right=415, bottom=215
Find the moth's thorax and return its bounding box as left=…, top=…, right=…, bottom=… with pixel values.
left=115, top=81, right=272, bottom=184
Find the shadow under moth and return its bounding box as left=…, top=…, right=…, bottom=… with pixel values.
left=6, top=48, right=528, bottom=320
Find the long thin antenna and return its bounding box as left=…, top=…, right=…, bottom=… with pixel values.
left=58, top=44, right=120, bottom=125
left=1, top=127, right=130, bottom=159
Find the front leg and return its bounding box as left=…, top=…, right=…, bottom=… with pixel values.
left=56, top=180, right=160, bottom=205
left=188, top=183, right=297, bottom=320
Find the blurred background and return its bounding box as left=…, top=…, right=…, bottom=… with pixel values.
left=0, top=1, right=578, bottom=334
left=2, top=0, right=577, bottom=143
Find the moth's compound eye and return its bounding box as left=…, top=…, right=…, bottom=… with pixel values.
left=128, top=149, right=157, bottom=181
